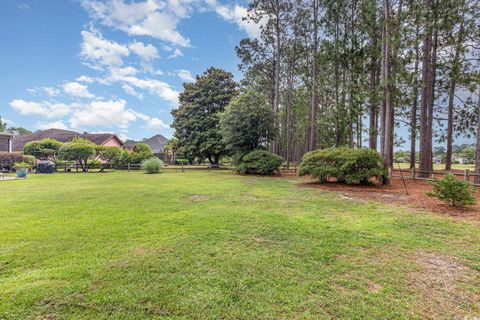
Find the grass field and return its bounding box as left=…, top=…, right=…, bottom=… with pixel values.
left=397, top=163, right=475, bottom=171
left=1, top=171, right=479, bottom=319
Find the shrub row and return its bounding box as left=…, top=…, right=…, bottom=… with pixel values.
left=0, top=152, right=32, bottom=169
left=299, top=147, right=386, bottom=184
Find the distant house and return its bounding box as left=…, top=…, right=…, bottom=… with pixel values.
left=124, top=134, right=170, bottom=157
left=0, top=132, right=14, bottom=153
left=433, top=156, right=442, bottom=164
left=11, top=128, right=123, bottom=152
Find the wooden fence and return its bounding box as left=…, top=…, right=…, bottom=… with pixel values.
left=391, top=167, right=480, bottom=187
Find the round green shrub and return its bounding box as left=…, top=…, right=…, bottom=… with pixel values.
left=235, top=150, right=284, bottom=176
left=299, top=147, right=386, bottom=184
left=141, top=157, right=164, bottom=174
left=427, top=174, right=476, bottom=206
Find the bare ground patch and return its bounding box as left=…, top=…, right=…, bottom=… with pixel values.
left=409, top=251, right=480, bottom=319
left=189, top=194, right=209, bottom=202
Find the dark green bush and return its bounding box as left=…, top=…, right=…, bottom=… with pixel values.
left=427, top=174, right=476, bottom=206
left=235, top=150, right=284, bottom=176
left=0, top=152, right=27, bottom=169
left=299, top=147, right=386, bottom=184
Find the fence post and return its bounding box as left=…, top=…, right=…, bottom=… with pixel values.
left=464, top=169, right=469, bottom=182
left=128, top=163, right=130, bottom=172
left=76, top=163, right=78, bottom=173
left=294, top=163, right=297, bottom=173
left=64, top=162, right=67, bottom=172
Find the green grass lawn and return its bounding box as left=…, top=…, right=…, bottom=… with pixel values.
left=1, top=171, right=479, bottom=319
left=397, top=163, right=475, bottom=171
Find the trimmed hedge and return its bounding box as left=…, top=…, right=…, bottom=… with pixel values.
left=299, top=147, right=386, bottom=184
left=236, top=150, right=284, bottom=176
left=0, top=152, right=27, bottom=169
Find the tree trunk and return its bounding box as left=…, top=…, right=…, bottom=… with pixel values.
left=419, top=0, right=433, bottom=178
left=308, top=0, right=319, bottom=152
left=445, top=78, right=457, bottom=171
left=382, top=0, right=393, bottom=175
left=445, top=20, right=465, bottom=170
left=475, top=87, right=480, bottom=184
left=271, top=3, right=281, bottom=155
left=409, top=22, right=420, bottom=169
left=369, top=29, right=378, bottom=150
left=286, top=74, right=293, bottom=168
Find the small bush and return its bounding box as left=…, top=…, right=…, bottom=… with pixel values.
left=0, top=152, right=27, bottom=169
left=13, top=162, right=30, bottom=169
left=299, top=147, right=386, bottom=184
left=23, top=155, right=36, bottom=166
left=427, top=174, right=476, bottom=206
left=141, top=157, right=164, bottom=174
left=235, top=150, right=284, bottom=176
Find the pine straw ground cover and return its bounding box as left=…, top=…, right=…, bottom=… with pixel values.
left=299, top=177, right=480, bottom=219
left=0, top=171, right=479, bottom=319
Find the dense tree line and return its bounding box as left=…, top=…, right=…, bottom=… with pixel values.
left=234, top=0, right=480, bottom=180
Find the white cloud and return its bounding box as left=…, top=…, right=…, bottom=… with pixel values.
left=131, top=110, right=168, bottom=129
left=122, top=84, right=144, bottom=100
left=121, top=76, right=179, bottom=104
left=62, top=82, right=95, bottom=98
left=128, top=41, right=159, bottom=61
left=176, top=69, right=194, bottom=82
left=35, top=121, right=69, bottom=130
left=69, top=99, right=136, bottom=129
left=169, top=48, right=183, bottom=58
left=207, top=0, right=263, bottom=38
left=81, top=0, right=191, bottom=47
left=9, top=99, right=71, bottom=118
left=27, top=86, right=61, bottom=97
left=76, top=75, right=95, bottom=83
left=80, top=28, right=129, bottom=69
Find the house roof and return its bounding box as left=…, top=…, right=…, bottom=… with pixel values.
left=0, top=132, right=14, bottom=138
left=12, top=128, right=123, bottom=152
left=124, top=134, right=169, bottom=154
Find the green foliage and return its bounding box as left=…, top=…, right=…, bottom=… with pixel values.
left=97, top=146, right=122, bottom=168
left=22, top=155, right=36, bottom=166
left=299, top=147, right=386, bottom=184
left=133, top=143, right=153, bottom=155
left=171, top=67, right=238, bottom=165
left=0, top=152, right=27, bottom=169
left=141, top=157, right=164, bottom=174
left=24, top=138, right=63, bottom=160
left=221, top=90, right=275, bottom=155
left=427, top=174, right=476, bottom=206
left=58, top=138, right=97, bottom=172
left=13, top=162, right=30, bottom=169
left=235, top=150, right=284, bottom=176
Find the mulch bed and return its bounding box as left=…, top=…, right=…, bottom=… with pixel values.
left=297, top=177, right=480, bottom=220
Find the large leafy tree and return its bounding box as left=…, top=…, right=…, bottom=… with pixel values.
left=221, top=90, right=275, bottom=155
left=58, top=138, right=97, bottom=172
left=24, top=138, right=63, bottom=160
left=171, top=67, right=237, bottom=165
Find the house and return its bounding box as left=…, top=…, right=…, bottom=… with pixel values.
left=124, top=134, right=170, bottom=157
left=0, top=132, right=14, bottom=152
left=433, top=156, right=442, bottom=164
left=11, top=128, right=123, bottom=152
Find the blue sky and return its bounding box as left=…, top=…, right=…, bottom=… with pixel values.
left=0, top=0, right=256, bottom=140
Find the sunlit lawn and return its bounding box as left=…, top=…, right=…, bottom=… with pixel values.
left=1, top=170, right=479, bottom=319
left=397, top=163, right=475, bottom=171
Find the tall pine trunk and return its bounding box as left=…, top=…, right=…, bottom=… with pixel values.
left=445, top=21, right=465, bottom=170
left=409, top=21, right=420, bottom=169
left=382, top=0, right=393, bottom=175
left=308, top=0, right=319, bottom=152
left=475, top=86, right=480, bottom=184
left=419, top=0, right=433, bottom=178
